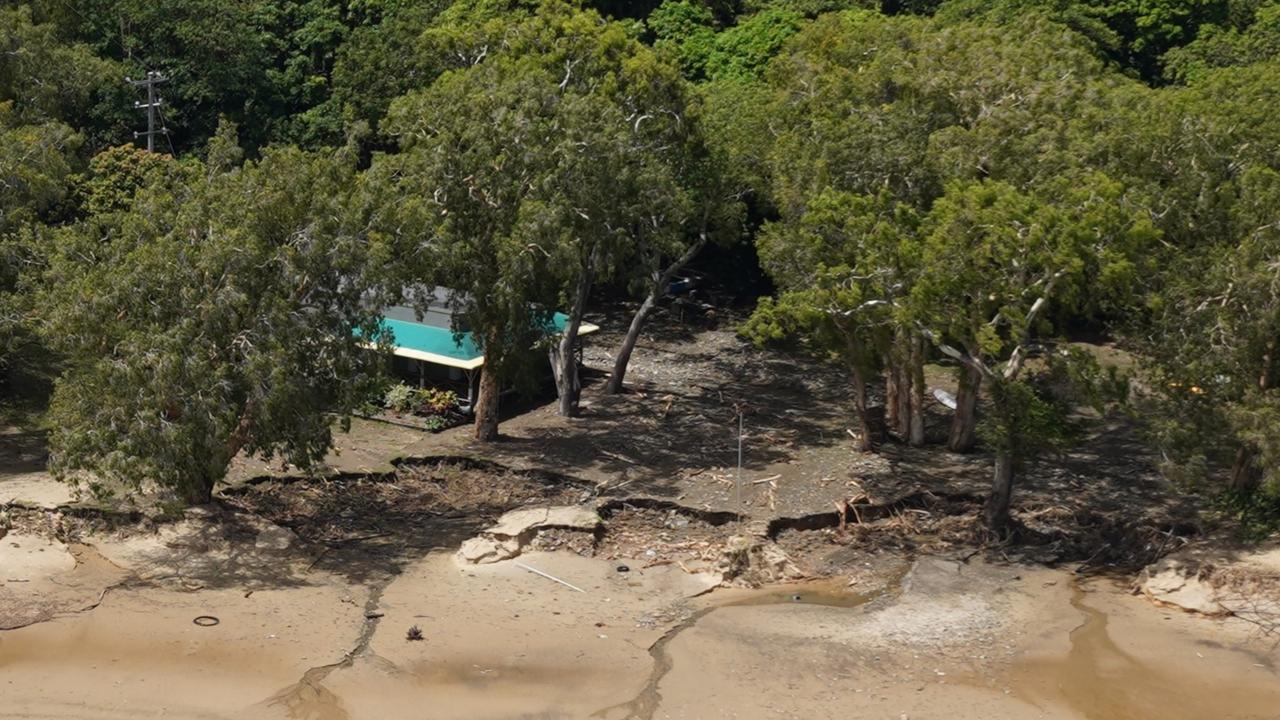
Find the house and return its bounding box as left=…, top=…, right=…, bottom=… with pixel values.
left=375, top=288, right=599, bottom=411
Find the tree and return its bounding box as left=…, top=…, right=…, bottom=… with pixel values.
left=1144, top=166, right=1280, bottom=498
left=935, top=0, right=1233, bottom=80
left=745, top=190, right=916, bottom=449
left=39, top=145, right=385, bottom=503
left=68, top=143, right=173, bottom=217
left=0, top=5, right=115, bottom=126
left=648, top=1, right=807, bottom=81
left=912, top=175, right=1153, bottom=530
left=1164, top=2, right=1280, bottom=82
left=0, top=107, right=81, bottom=392
left=757, top=9, right=1129, bottom=449
left=603, top=82, right=746, bottom=395
left=374, top=4, right=695, bottom=429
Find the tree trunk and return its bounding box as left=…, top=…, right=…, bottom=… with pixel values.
left=181, top=476, right=215, bottom=505
left=474, top=363, right=501, bottom=441
left=885, top=362, right=902, bottom=434
left=184, top=403, right=254, bottom=505
left=606, top=234, right=708, bottom=395
left=983, top=449, right=1015, bottom=532
left=851, top=364, right=873, bottom=452
left=553, top=252, right=595, bottom=417
left=908, top=334, right=926, bottom=447
left=550, top=334, right=582, bottom=417
left=1229, top=446, right=1258, bottom=493
left=1228, top=336, right=1276, bottom=494
left=604, top=292, right=655, bottom=395
left=948, top=364, right=982, bottom=452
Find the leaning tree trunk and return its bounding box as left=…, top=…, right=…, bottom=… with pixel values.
left=474, top=363, right=501, bottom=441
left=983, top=449, right=1015, bottom=532
left=183, top=404, right=254, bottom=505
left=604, top=291, right=656, bottom=395
left=948, top=364, right=982, bottom=452
left=908, top=334, right=926, bottom=447
left=605, top=234, right=708, bottom=395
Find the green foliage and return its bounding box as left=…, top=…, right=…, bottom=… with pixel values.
left=649, top=1, right=805, bottom=80
left=421, top=414, right=450, bottom=431
left=371, top=3, right=696, bottom=398
left=1164, top=1, right=1280, bottom=81
left=0, top=5, right=116, bottom=125
left=1217, top=487, right=1280, bottom=541
left=979, top=377, right=1079, bottom=463
left=39, top=145, right=387, bottom=503
left=1142, top=164, right=1280, bottom=496
left=746, top=189, right=916, bottom=371
left=383, top=382, right=416, bottom=413
left=913, top=176, right=1154, bottom=362
left=329, top=0, right=460, bottom=135
left=382, top=383, right=458, bottom=415
left=417, top=387, right=458, bottom=414
left=0, top=105, right=80, bottom=234
left=69, top=144, right=173, bottom=217
left=935, top=0, right=1233, bottom=80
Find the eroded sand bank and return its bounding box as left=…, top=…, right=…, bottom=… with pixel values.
left=3, top=525, right=1279, bottom=720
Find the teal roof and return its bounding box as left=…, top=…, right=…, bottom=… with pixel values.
left=380, top=317, right=482, bottom=363
left=373, top=311, right=593, bottom=369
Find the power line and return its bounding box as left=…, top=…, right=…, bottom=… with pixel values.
left=127, top=71, right=170, bottom=153
left=155, top=101, right=178, bottom=156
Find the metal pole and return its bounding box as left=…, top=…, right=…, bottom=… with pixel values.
left=129, top=71, right=168, bottom=153
left=145, top=72, right=156, bottom=152
left=736, top=408, right=744, bottom=528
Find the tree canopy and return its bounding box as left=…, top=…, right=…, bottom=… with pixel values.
left=4, top=0, right=1280, bottom=526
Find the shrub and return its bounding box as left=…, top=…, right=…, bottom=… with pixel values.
left=415, top=387, right=458, bottom=415
left=384, top=382, right=416, bottom=413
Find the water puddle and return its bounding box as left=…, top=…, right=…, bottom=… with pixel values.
left=592, top=572, right=902, bottom=720
left=1006, top=578, right=1280, bottom=720
left=4, top=553, right=1277, bottom=720
left=721, top=577, right=890, bottom=609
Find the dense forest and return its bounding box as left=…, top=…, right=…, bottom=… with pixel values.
left=3, top=0, right=1280, bottom=532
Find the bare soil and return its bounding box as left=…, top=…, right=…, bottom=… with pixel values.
left=3, top=314, right=1278, bottom=719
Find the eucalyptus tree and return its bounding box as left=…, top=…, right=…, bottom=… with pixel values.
left=603, top=81, right=747, bottom=396
left=374, top=3, right=696, bottom=431
left=743, top=190, right=918, bottom=449
left=1143, top=168, right=1280, bottom=498
left=912, top=175, right=1154, bottom=530
left=0, top=5, right=112, bottom=396
left=39, top=145, right=386, bottom=504
left=756, top=9, right=1138, bottom=451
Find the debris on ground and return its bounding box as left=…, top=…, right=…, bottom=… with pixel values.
left=457, top=506, right=601, bottom=565
left=715, top=535, right=806, bottom=587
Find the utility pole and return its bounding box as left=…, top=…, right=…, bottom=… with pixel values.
left=127, top=71, right=169, bottom=152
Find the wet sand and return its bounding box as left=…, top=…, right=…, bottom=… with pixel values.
left=2, top=540, right=1278, bottom=720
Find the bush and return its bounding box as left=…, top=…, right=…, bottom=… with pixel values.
left=1218, top=488, right=1280, bottom=542
left=382, top=383, right=458, bottom=417
left=384, top=382, right=416, bottom=413
left=416, top=387, right=457, bottom=415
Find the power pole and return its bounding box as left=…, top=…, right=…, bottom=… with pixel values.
left=127, top=71, right=169, bottom=153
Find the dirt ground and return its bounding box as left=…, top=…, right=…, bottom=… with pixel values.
left=215, top=314, right=1203, bottom=569
left=3, top=517, right=1278, bottom=719
left=3, top=313, right=1279, bottom=719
